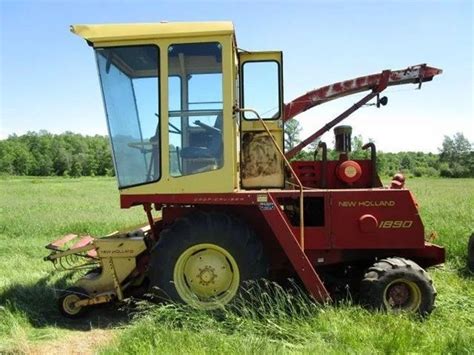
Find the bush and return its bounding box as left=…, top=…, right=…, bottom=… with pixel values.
left=413, top=166, right=439, bottom=178
left=451, top=163, right=470, bottom=178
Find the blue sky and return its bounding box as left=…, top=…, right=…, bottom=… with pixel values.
left=1, top=0, right=472, bottom=152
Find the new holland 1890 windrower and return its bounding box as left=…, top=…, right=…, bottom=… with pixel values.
left=45, top=22, right=444, bottom=317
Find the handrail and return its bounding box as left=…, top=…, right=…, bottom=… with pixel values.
left=236, top=108, right=305, bottom=249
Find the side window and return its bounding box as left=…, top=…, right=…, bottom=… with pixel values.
left=168, top=42, right=223, bottom=177
left=242, top=61, right=281, bottom=120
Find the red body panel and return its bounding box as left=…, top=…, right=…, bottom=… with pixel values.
left=329, top=189, right=424, bottom=249
left=121, top=187, right=444, bottom=266
left=121, top=181, right=445, bottom=301
left=291, top=160, right=382, bottom=189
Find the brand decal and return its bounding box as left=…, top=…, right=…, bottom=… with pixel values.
left=379, top=220, right=413, bottom=229
left=101, top=249, right=135, bottom=254
left=339, top=200, right=396, bottom=207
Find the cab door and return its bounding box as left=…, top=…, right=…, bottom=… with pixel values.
left=239, top=51, right=284, bottom=189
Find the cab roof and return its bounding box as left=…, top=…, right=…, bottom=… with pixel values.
left=71, top=21, right=235, bottom=44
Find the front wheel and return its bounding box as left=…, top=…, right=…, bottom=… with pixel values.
left=468, top=233, right=474, bottom=272
left=58, top=287, right=89, bottom=318
left=148, top=211, right=268, bottom=309
left=360, top=257, right=436, bottom=316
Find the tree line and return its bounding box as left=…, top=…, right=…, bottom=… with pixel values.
left=0, top=130, right=472, bottom=178
left=0, top=131, right=114, bottom=177
left=286, top=126, right=473, bottom=178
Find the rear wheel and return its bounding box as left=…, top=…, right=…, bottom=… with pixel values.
left=360, top=257, right=436, bottom=316
left=149, top=211, right=268, bottom=309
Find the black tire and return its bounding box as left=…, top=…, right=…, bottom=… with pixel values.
left=148, top=211, right=268, bottom=309
left=468, top=234, right=474, bottom=272
left=58, top=286, right=89, bottom=318
left=360, top=257, right=436, bottom=316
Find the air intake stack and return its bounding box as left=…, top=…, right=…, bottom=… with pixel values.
left=334, top=125, right=352, bottom=153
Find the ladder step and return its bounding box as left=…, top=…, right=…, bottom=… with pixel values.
left=260, top=193, right=331, bottom=303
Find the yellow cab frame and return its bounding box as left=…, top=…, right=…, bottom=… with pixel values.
left=72, top=22, right=284, bottom=198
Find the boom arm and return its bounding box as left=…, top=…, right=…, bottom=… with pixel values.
left=284, top=64, right=442, bottom=159
left=284, top=64, right=442, bottom=122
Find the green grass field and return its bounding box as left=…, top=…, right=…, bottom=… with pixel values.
left=0, top=177, right=473, bottom=354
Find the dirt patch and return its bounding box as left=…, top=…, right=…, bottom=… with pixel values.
left=29, top=329, right=115, bottom=355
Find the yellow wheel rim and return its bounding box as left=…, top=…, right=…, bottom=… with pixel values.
left=173, top=243, right=240, bottom=309
left=383, top=278, right=422, bottom=312
left=62, top=294, right=82, bottom=315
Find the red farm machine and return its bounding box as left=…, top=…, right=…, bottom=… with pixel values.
left=45, top=22, right=445, bottom=317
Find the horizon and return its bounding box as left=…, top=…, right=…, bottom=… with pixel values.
left=1, top=0, right=472, bottom=153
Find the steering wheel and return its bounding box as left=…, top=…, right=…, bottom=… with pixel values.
left=127, top=138, right=158, bottom=152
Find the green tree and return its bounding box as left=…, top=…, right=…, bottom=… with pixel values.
left=53, top=146, right=72, bottom=176
left=12, top=146, right=34, bottom=175
left=439, top=132, right=473, bottom=178
left=284, top=119, right=302, bottom=152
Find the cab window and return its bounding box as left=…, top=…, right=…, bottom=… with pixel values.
left=168, top=42, right=223, bottom=176
left=242, top=60, right=281, bottom=120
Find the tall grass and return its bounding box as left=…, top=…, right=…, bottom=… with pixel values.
left=103, top=278, right=473, bottom=354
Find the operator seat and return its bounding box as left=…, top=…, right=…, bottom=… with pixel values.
left=180, top=114, right=223, bottom=163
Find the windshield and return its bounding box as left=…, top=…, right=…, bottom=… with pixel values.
left=95, top=45, right=160, bottom=188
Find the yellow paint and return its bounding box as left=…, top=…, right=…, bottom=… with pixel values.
left=75, top=237, right=147, bottom=296
left=383, top=278, right=422, bottom=312
left=239, top=51, right=284, bottom=189
left=173, top=243, right=240, bottom=309
left=71, top=22, right=234, bottom=43
left=72, top=22, right=285, bottom=195
left=378, top=220, right=414, bottom=229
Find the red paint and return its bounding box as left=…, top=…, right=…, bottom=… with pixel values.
left=283, top=64, right=442, bottom=122
left=333, top=83, right=343, bottom=92
left=262, top=193, right=331, bottom=302
left=122, top=180, right=445, bottom=299
left=291, top=159, right=381, bottom=189
left=359, top=214, right=378, bottom=233
left=123, top=187, right=444, bottom=263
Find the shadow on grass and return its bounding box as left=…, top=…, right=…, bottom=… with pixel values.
left=1, top=276, right=335, bottom=334
left=456, top=265, right=474, bottom=279
left=0, top=274, right=130, bottom=331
